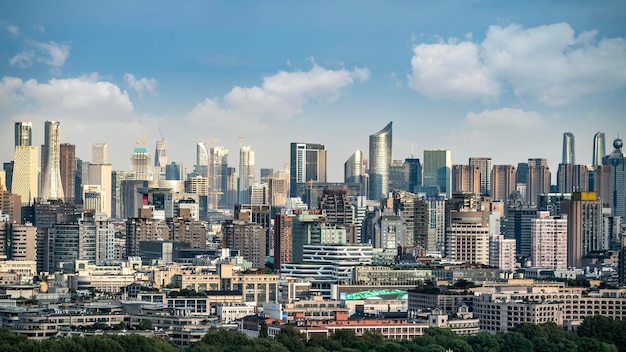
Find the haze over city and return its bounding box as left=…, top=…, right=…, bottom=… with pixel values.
left=1, top=1, right=625, bottom=181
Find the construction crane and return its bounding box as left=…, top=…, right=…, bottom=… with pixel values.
left=133, top=133, right=147, bottom=146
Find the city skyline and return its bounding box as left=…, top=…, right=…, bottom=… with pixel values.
left=1, top=1, right=625, bottom=181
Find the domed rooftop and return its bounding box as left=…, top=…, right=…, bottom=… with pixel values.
left=614, top=138, right=623, bottom=150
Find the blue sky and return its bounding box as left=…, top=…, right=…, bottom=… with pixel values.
left=1, top=1, right=625, bottom=182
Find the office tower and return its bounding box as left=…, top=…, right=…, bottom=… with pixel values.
left=59, top=143, right=76, bottom=204
left=94, top=212, right=115, bottom=264
left=82, top=185, right=105, bottom=213
left=121, top=180, right=148, bottom=219
left=537, top=193, right=572, bottom=217
left=452, top=164, right=480, bottom=195
left=423, top=149, right=452, bottom=198
left=209, top=145, right=228, bottom=208
left=289, top=143, right=327, bottom=198
left=186, top=175, right=209, bottom=196
left=489, top=234, right=516, bottom=272
left=491, top=165, right=516, bottom=201
left=111, top=171, right=136, bottom=219
left=238, top=145, right=255, bottom=205
left=260, top=168, right=274, bottom=184
left=388, top=160, right=406, bottom=191
left=165, top=162, right=182, bottom=180
left=193, top=142, right=209, bottom=177
left=469, top=157, right=492, bottom=195
left=14, top=121, right=32, bottom=147
left=368, top=121, right=393, bottom=201
left=11, top=146, right=38, bottom=205
left=225, top=166, right=238, bottom=209
left=249, top=183, right=268, bottom=205
left=557, top=164, right=590, bottom=193
left=41, top=121, right=65, bottom=200
left=167, top=209, right=207, bottom=249
left=525, top=158, right=551, bottom=206
left=404, top=158, right=422, bottom=193
left=3, top=162, right=13, bottom=193
left=154, top=138, right=167, bottom=176
left=89, top=143, right=112, bottom=217
left=268, top=169, right=289, bottom=208
left=320, top=189, right=356, bottom=242
left=446, top=209, right=490, bottom=265
left=392, top=190, right=427, bottom=248
left=0, top=188, right=21, bottom=223
left=603, top=138, right=626, bottom=221
left=530, top=211, right=567, bottom=269
left=131, top=142, right=151, bottom=181
left=345, top=150, right=365, bottom=184
left=505, top=204, right=538, bottom=257
left=273, top=213, right=294, bottom=268
left=562, top=132, right=575, bottom=165
left=603, top=215, right=624, bottom=251
left=33, top=200, right=78, bottom=272
left=562, top=192, right=603, bottom=268
left=593, top=132, right=606, bottom=166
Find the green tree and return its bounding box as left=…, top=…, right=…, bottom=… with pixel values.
left=274, top=325, right=306, bottom=352
left=259, top=321, right=269, bottom=339
left=139, top=318, right=153, bottom=330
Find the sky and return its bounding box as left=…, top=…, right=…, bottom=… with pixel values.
left=1, top=1, right=625, bottom=182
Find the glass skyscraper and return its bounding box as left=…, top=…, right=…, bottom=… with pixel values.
left=368, top=122, right=392, bottom=201
left=423, top=149, right=452, bottom=198
left=289, top=143, right=327, bottom=198
left=562, top=132, right=575, bottom=165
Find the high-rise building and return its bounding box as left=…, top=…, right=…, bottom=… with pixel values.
left=593, top=132, right=606, bottom=166
left=530, top=211, right=567, bottom=270
left=3, top=162, right=14, bottom=194
left=446, top=209, right=490, bottom=265
left=603, top=138, right=626, bottom=221
left=82, top=185, right=105, bottom=213
left=562, top=192, right=603, bottom=268
left=222, top=218, right=266, bottom=268
left=344, top=150, right=365, bottom=184
left=368, top=122, right=392, bottom=201
left=505, top=204, right=538, bottom=257
left=260, top=168, right=274, bottom=184
left=59, top=143, right=76, bottom=204
left=452, top=164, right=480, bottom=195
left=154, top=138, right=167, bottom=179
left=131, top=143, right=151, bottom=181
left=89, top=143, right=112, bottom=217
left=273, top=213, right=294, bottom=268
left=469, top=157, right=492, bottom=196
left=111, top=170, right=136, bottom=219
left=562, top=132, right=575, bottom=165
left=0, top=222, right=36, bottom=261
left=14, top=122, right=32, bottom=147
left=41, top=121, right=65, bottom=200
left=194, top=142, right=209, bottom=177
left=489, top=234, right=516, bottom=272
left=11, top=146, right=38, bottom=205
left=165, top=162, right=183, bottom=180
left=404, top=158, right=422, bottom=193
left=423, top=150, right=452, bottom=198
left=289, top=143, right=327, bottom=198
left=525, top=158, right=551, bottom=206
left=268, top=169, right=289, bottom=208
left=392, top=190, right=427, bottom=248
left=239, top=145, right=255, bottom=205
left=491, top=165, right=516, bottom=201
left=557, top=164, right=590, bottom=193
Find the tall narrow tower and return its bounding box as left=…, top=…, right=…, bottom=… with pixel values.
left=368, top=121, right=392, bottom=201
left=562, top=132, right=575, bottom=165
left=14, top=122, right=32, bottom=147
left=131, top=138, right=151, bottom=181
left=289, top=143, right=327, bottom=198
left=593, top=132, right=606, bottom=166
left=41, top=121, right=65, bottom=200
left=154, top=137, right=167, bottom=180
left=12, top=122, right=38, bottom=204
left=239, top=145, right=255, bottom=204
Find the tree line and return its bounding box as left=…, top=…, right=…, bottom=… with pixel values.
left=1, top=315, right=624, bottom=352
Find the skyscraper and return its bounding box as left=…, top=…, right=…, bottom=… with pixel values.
left=41, top=121, right=65, bottom=200
left=154, top=138, right=167, bottom=180
left=344, top=150, right=365, bottom=184
left=603, top=138, right=626, bottom=221
left=423, top=149, right=452, bottom=198
left=531, top=211, right=567, bottom=270
left=14, top=122, right=32, bottom=147
left=11, top=122, right=38, bottom=205
left=593, top=132, right=606, bottom=166
left=404, top=158, right=422, bottom=193
left=491, top=165, right=516, bottom=201
left=239, top=145, right=255, bottom=204
left=557, top=164, right=590, bottom=193
left=131, top=143, right=151, bottom=181
left=452, top=164, right=480, bottom=195
left=368, top=121, right=392, bottom=201
left=89, top=143, right=112, bottom=217
left=525, top=158, right=551, bottom=206
left=289, top=143, right=327, bottom=197
left=59, top=143, right=76, bottom=204
left=194, top=142, right=209, bottom=177
left=562, top=132, right=575, bottom=165
left=210, top=145, right=229, bottom=208
left=469, top=157, right=492, bottom=195
left=562, top=192, right=603, bottom=268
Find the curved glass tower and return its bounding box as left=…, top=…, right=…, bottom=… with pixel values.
left=562, top=132, right=575, bottom=165
left=41, top=121, right=65, bottom=200
left=368, top=121, right=392, bottom=201
left=592, top=132, right=606, bottom=166
left=344, top=150, right=364, bottom=184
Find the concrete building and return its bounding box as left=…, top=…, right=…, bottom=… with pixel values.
left=0, top=222, right=36, bottom=261
left=452, top=164, right=480, bottom=195
left=491, top=165, right=516, bottom=201
left=489, top=234, right=516, bottom=272
left=562, top=192, right=603, bottom=268
left=446, top=210, right=490, bottom=265
left=469, top=157, right=492, bottom=196
left=530, top=211, right=567, bottom=269
left=11, top=146, right=38, bottom=205
left=557, top=164, right=590, bottom=193
left=59, top=143, right=76, bottom=204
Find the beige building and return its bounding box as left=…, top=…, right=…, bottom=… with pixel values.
left=0, top=222, right=36, bottom=261
left=11, top=146, right=38, bottom=205
left=491, top=165, right=516, bottom=201
left=446, top=210, right=490, bottom=265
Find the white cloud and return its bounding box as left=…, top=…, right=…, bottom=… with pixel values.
left=187, top=63, right=369, bottom=130
left=6, top=24, right=19, bottom=36
left=465, top=108, right=546, bottom=129
left=9, top=40, right=71, bottom=68
left=408, top=22, right=626, bottom=105
left=0, top=74, right=133, bottom=116
left=9, top=51, right=33, bottom=68
left=408, top=39, right=499, bottom=100
left=124, top=73, right=158, bottom=96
